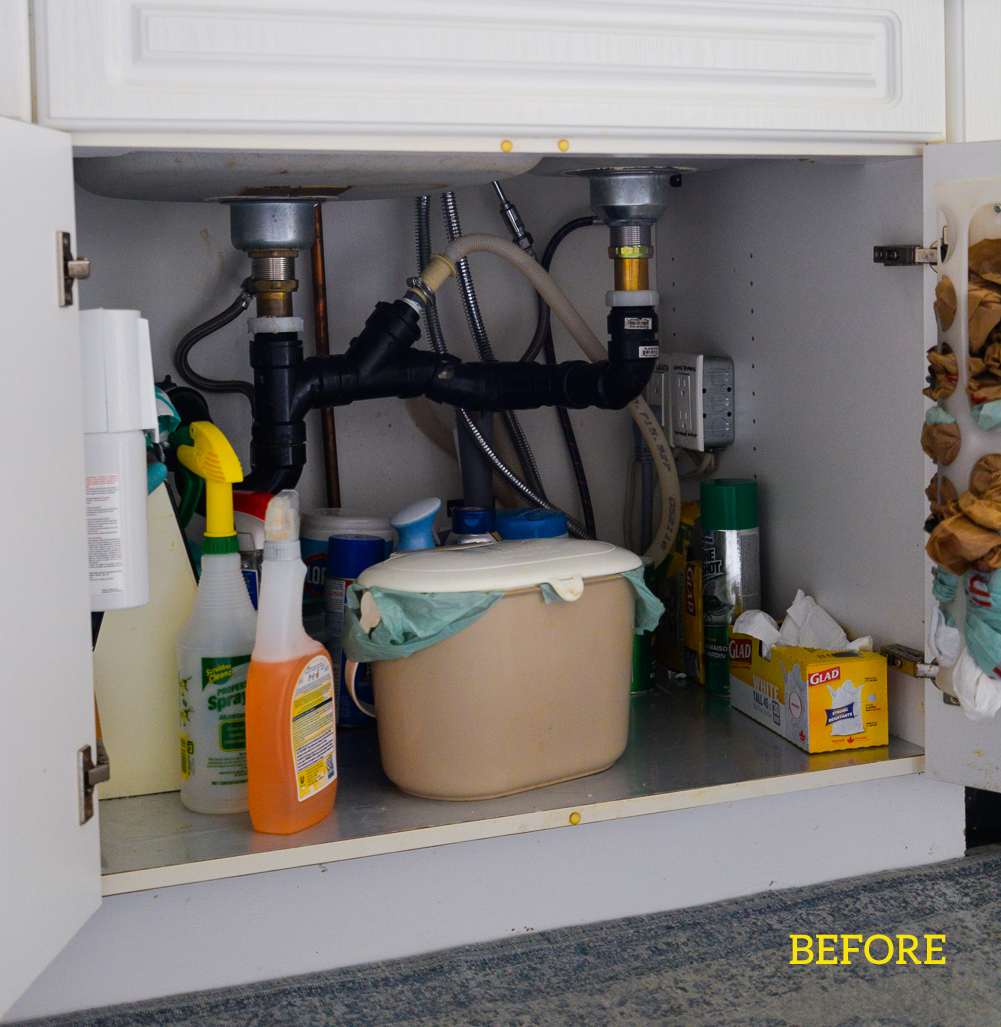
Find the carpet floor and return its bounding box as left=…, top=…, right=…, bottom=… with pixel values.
left=17, top=850, right=1001, bottom=1027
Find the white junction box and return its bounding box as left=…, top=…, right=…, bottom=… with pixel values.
left=662, top=353, right=735, bottom=451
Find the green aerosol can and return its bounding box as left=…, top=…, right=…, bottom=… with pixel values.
left=700, top=479, right=760, bottom=698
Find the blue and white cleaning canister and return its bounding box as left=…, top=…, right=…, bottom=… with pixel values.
left=450, top=506, right=497, bottom=545
left=325, top=534, right=386, bottom=726
left=301, top=510, right=395, bottom=607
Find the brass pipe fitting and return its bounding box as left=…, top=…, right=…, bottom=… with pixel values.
left=249, top=248, right=298, bottom=318
left=255, top=292, right=295, bottom=318
left=614, top=258, right=649, bottom=292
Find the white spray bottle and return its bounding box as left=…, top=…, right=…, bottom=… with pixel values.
left=174, top=422, right=258, bottom=814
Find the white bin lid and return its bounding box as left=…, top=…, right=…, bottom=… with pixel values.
left=356, top=538, right=641, bottom=594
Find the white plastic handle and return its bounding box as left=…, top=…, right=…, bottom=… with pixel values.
left=344, top=660, right=377, bottom=718
left=548, top=574, right=584, bottom=602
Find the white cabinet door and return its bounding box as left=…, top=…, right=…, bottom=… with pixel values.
left=923, top=139, right=1001, bottom=792
left=0, top=118, right=102, bottom=1015
left=34, top=0, right=944, bottom=153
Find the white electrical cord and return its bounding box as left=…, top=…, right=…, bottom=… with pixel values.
left=420, top=233, right=682, bottom=564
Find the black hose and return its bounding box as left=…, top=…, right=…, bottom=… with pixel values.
left=440, top=191, right=549, bottom=502
left=521, top=216, right=600, bottom=363
left=519, top=293, right=552, bottom=365
left=174, top=283, right=255, bottom=413
left=527, top=215, right=600, bottom=540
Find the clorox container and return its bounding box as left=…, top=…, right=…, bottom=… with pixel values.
left=300, top=510, right=395, bottom=606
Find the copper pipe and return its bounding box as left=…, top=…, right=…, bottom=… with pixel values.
left=614, top=258, right=649, bottom=292
left=311, top=203, right=341, bottom=508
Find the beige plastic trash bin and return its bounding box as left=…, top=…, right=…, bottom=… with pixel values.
left=348, top=539, right=641, bottom=800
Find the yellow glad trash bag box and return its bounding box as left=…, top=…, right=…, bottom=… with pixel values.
left=728, top=634, right=888, bottom=753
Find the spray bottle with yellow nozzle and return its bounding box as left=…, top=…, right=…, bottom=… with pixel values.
left=175, top=422, right=258, bottom=814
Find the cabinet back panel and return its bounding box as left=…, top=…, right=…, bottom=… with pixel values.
left=74, top=174, right=638, bottom=544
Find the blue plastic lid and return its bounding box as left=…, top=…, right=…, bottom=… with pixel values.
left=495, top=508, right=568, bottom=539
left=452, top=506, right=495, bottom=536
left=326, top=534, right=386, bottom=580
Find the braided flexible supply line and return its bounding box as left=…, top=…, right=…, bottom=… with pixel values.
left=415, top=197, right=586, bottom=539
left=416, top=196, right=447, bottom=357
left=174, top=286, right=256, bottom=412
left=456, top=408, right=588, bottom=539
left=422, top=232, right=682, bottom=564
left=440, top=191, right=548, bottom=501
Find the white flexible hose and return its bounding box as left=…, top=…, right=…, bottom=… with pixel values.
left=423, top=233, right=681, bottom=565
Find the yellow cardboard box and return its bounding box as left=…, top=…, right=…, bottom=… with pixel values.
left=728, top=634, right=888, bottom=753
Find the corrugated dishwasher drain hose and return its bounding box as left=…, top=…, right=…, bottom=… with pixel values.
left=420, top=233, right=681, bottom=564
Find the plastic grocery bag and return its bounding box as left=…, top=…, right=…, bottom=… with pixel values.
left=952, top=648, right=1001, bottom=721
left=921, top=407, right=961, bottom=466
left=927, top=458, right=1001, bottom=574
left=924, top=345, right=957, bottom=401
left=928, top=606, right=961, bottom=669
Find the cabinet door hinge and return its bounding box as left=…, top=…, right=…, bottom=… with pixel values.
left=873, top=244, right=939, bottom=267
left=59, top=231, right=90, bottom=307
left=880, top=643, right=937, bottom=679
left=873, top=228, right=948, bottom=268
left=77, top=740, right=110, bottom=825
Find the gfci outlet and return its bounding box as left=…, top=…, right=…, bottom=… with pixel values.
left=663, top=353, right=735, bottom=451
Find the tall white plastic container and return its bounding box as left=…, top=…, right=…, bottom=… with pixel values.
left=175, top=552, right=258, bottom=813
left=79, top=309, right=157, bottom=611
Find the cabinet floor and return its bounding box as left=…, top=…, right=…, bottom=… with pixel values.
left=99, top=679, right=923, bottom=895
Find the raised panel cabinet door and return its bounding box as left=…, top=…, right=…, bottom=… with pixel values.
left=34, top=0, right=944, bottom=151
left=0, top=117, right=101, bottom=1016
left=923, top=140, right=1001, bottom=793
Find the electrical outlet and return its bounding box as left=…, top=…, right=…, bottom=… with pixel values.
left=673, top=372, right=693, bottom=433
left=667, top=353, right=735, bottom=451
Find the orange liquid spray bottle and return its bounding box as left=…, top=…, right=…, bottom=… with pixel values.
left=246, top=490, right=337, bottom=834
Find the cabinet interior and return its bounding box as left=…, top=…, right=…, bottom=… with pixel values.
left=76, top=149, right=926, bottom=889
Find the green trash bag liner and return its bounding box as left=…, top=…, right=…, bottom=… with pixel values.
left=538, top=568, right=663, bottom=632
left=343, top=568, right=666, bottom=664
left=342, top=586, right=504, bottom=664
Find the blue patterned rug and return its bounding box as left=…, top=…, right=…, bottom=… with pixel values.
left=17, top=850, right=1001, bottom=1027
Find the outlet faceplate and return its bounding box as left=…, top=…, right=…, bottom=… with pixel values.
left=663, top=353, right=735, bottom=451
